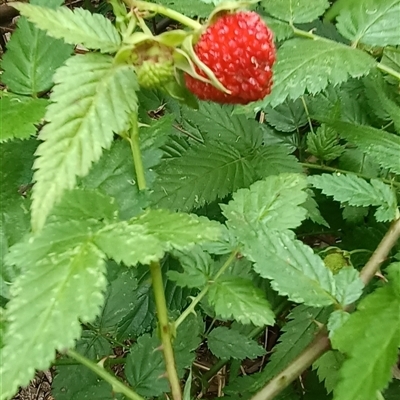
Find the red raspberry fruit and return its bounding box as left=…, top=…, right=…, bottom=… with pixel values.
left=184, top=11, right=276, bottom=105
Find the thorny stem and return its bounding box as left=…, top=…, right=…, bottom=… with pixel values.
left=301, top=162, right=400, bottom=189
left=129, top=114, right=147, bottom=191
left=250, top=217, right=400, bottom=400
left=174, top=249, right=239, bottom=329
left=122, top=0, right=202, bottom=30
left=67, top=349, right=145, bottom=400
left=150, top=261, right=182, bottom=400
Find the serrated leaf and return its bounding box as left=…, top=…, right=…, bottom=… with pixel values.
left=0, top=242, right=107, bottom=400
left=1, top=0, right=72, bottom=95
left=155, top=0, right=213, bottom=18
left=262, top=0, right=330, bottom=23
left=333, top=268, right=364, bottom=306
left=331, top=263, right=400, bottom=400
left=208, top=276, right=275, bottom=326
left=262, top=16, right=293, bottom=41
left=244, top=228, right=337, bottom=306
left=381, top=47, right=400, bottom=84
left=207, top=326, right=266, bottom=360
left=332, top=120, right=400, bottom=175
left=301, top=191, right=330, bottom=227
left=313, top=350, right=345, bottom=394
left=336, top=0, right=400, bottom=46
left=309, top=173, right=398, bottom=222
left=327, top=309, right=350, bottom=338
left=222, top=173, right=309, bottom=232
left=0, top=94, right=48, bottom=142
left=14, top=3, right=121, bottom=53
left=255, top=38, right=375, bottom=108
left=31, top=53, right=139, bottom=231
left=151, top=140, right=257, bottom=211
left=306, top=125, right=345, bottom=161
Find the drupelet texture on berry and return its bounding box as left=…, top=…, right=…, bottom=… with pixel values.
left=185, top=11, right=276, bottom=104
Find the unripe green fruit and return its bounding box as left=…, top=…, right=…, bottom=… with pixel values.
left=323, top=253, right=349, bottom=274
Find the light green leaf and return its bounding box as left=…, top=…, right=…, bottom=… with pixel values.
left=31, top=53, right=138, bottom=231
left=207, top=326, right=266, bottom=360
left=306, top=125, right=345, bottom=161
left=309, top=173, right=398, bottom=222
left=313, top=350, right=345, bottom=394
left=333, top=268, right=364, bottom=306
left=156, top=0, right=213, bottom=17
left=0, top=243, right=107, bottom=400
left=1, top=0, right=72, bottom=95
left=208, top=276, right=276, bottom=326
left=327, top=310, right=350, bottom=338
left=14, top=3, right=121, bottom=53
left=381, top=46, right=400, bottom=84
left=336, top=0, right=400, bottom=46
left=301, top=191, right=330, bottom=227
left=332, top=121, right=400, bottom=175
left=255, top=38, right=375, bottom=108
left=245, top=228, right=336, bottom=306
left=262, top=0, right=330, bottom=23
left=331, top=263, right=400, bottom=400
left=262, top=16, right=293, bottom=41
left=0, top=94, right=48, bottom=142
left=222, top=173, right=309, bottom=232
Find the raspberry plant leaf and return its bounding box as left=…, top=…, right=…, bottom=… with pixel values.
left=333, top=268, right=364, bottom=306
left=313, top=350, right=345, bottom=394
left=207, top=326, right=266, bottom=360
left=336, top=0, right=400, bottom=47
left=309, top=173, right=398, bottom=222
left=331, top=263, right=400, bottom=400
left=0, top=94, right=48, bottom=142
left=13, top=3, right=121, bottom=53
left=157, top=0, right=214, bottom=18
left=259, top=38, right=375, bottom=108
left=1, top=0, right=72, bottom=95
left=31, top=53, right=139, bottom=232
left=306, top=124, right=345, bottom=161
left=208, top=276, right=276, bottom=326
left=261, top=0, right=330, bottom=24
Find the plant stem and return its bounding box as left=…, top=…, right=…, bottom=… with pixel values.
left=150, top=261, right=182, bottom=400
left=377, top=62, right=400, bottom=81
left=129, top=114, right=147, bottom=191
left=250, top=217, right=400, bottom=400
left=122, top=0, right=202, bottom=30
left=67, top=349, right=144, bottom=400
left=301, top=162, right=400, bottom=188
left=174, top=249, right=238, bottom=329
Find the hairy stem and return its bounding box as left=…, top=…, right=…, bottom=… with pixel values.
left=67, top=349, right=144, bottom=400
left=122, top=0, right=202, bottom=30
left=129, top=114, right=147, bottom=191
left=150, top=261, right=182, bottom=400
left=174, top=249, right=238, bottom=329
left=251, top=217, right=400, bottom=400
left=377, top=62, right=400, bottom=82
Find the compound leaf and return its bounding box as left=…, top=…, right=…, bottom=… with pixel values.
left=306, top=124, right=345, bottom=161
left=331, top=263, right=400, bottom=400
left=336, top=0, right=400, bottom=46
left=208, top=276, right=275, bottom=327
left=207, top=326, right=266, bottom=360
left=14, top=3, right=121, bottom=53
left=31, top=53, right=138, bottom=231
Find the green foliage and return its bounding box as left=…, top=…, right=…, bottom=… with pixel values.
left=207, top=326, right=266, bottom=360
left=313, top=350, right=345, bottom=394
left=306, top=125, right=345, bottom=161
left=1, top=0, right=72, bottom=95
left=336, top=0, right=400, bottom=46
left=157, top=0, right=214, bottom=17
left=31, top=53, right=139, bottom=231
left=14, top=3, right=121, bottom=53
left=331, top=263, right=400, bottom=400
left=309, top=173, right=398, bottom=222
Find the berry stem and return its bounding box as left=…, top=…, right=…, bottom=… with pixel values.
left=122, top=0, right=202, bottom=30
left=129, top=114, right=147, bottom=190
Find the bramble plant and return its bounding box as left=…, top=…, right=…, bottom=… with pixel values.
left=0, top=0, right=400, bottom=399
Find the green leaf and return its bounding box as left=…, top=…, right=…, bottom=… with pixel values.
left=262, top=0, right=330, bottom=23
left=245, top=228, right=337, bottom=306
left=14, top=3, right=121, bottom=53
left=31, top=53, right=138, bottom=231
left=0, top=94, right=48, bottom=142
left=336, top=0, right=400, bottom=46
left=207, top=326, right=266, bottom=360
left=156, top=0, right=213, bottom=17
left=333, top=267, right=364, bottom=306
left=255, top=38, right=375, bottom=108
left=222, top=173, right=309, bottom=232
left=0, top=242, right=107, bottom=400
left=332, top=121, right=400, bottom=175
left=208, top=276, right=275, bottom=326
left=301, top=191, right=330, bottom=227
left=331, top=263, right=400, bottom=400
left=262, top=16, right=293, bottom=41
left=327, top=309, right=350, bottom=337
left=306, top=125, right=345, bottom=161
left=381, top=47, right=400, bottom=84
left=1, top=0, right=72, bottom=95
left=309, top=173, right=398, bottom=222
left=313, top=350, right=345, bottom=394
